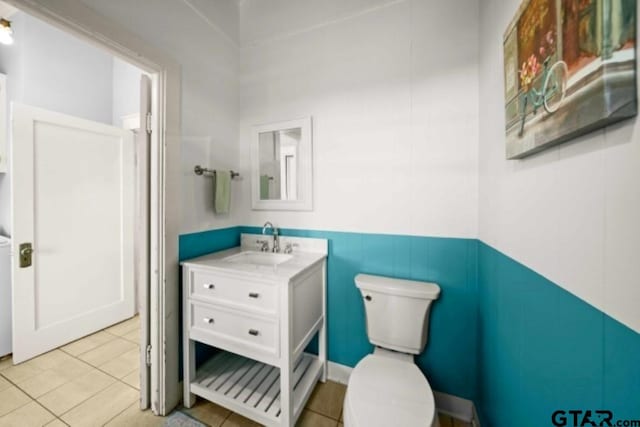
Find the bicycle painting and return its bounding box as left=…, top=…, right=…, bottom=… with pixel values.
left=503, top=0, right=636, bottom=159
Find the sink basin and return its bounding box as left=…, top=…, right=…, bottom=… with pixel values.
left=225, top=251, right=293, bottom=267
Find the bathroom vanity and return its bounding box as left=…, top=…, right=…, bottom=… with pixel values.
left=181, top=233, right=327, bottom=426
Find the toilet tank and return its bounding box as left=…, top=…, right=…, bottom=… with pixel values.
left=355, top=274, right=441, bottom=355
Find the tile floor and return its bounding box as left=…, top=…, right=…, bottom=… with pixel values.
left=0, top=316, right=141, bottom=426
left=180, top=380, right=472, bottom=427
left=0, top=317, right=471, bottom=427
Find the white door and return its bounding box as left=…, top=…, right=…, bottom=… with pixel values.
left=137, top=74, right=151, bottom=409
left=11, top=103, right=136, bottom=363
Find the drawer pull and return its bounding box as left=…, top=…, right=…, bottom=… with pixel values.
left=248, top=292, right=259, bottom=298
left=203, top=318, right=214, bottom=324
left=203, top=283, right=215, bottom=290
left=248, top=329, right=260, bottom=336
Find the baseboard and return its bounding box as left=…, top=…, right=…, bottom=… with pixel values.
left=434, top=391, right=475, bottom=423
left=327, top=360, right=481, bottom=426
left=472, top=404, right=482, bottom=427
left=327, top=361, right=352, bottom=385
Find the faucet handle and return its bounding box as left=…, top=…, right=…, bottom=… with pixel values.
left=256, top=239, right=269, bottom=252
left=283, top=242, right=299, bottom=254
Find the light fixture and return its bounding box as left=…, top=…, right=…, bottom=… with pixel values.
left=0, top=18, right=13, bottom=45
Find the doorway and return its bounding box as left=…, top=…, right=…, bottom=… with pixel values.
left=0, top=2, right=156, bottom=423
left=0, top=0, right=181, bottom=417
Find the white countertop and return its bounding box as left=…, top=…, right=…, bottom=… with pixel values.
left=180, top=246, right=326, bottom=282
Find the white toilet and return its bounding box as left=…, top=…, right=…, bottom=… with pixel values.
left=344, top=274, right=442, bottom=427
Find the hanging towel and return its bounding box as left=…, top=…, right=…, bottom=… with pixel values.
left=260, top=175, right=270, bottom=199
left=214, top=171, right=231, bottom=214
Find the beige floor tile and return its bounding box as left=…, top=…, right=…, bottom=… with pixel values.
left=1, top=361, right=44, bottom=384
left=44, top=419, right=67, bottom=427
left=121, top=371, right=140, bottom=390
left=183, top=400, right=230, bottom=427
left=50, top=358, right=93, bottom=382
left=29, top=351, right=77, bottom=371
left=38, top=369, right=116, bottom=417
left=99, top=349, right=139, bottom=379
left=305, top=381, right=346, bottom=420
left=105, top=317, right=139, bottom=337
left=2, top=351, right=76, bottom=384
left=121, top=329, right=140, bottom=344
left=452, top=418, right=472, bottom=427
left=221, top=412, right=261, bottom=427
left=0, top=400, right=55, bottom=426
left=18, top=370, right=70, bottom=398
left=0, top=375, right=11, bottom=391
left=439, top=413, right=453, bottom=427
left=0, top=385, right=31, bottom=417
left=61, top=382, right=137, bottom=426
left=296, top=409, right=338, bottom=427
left=0, top=356, right=12, bottom=372
left=77, top=338, right=137, bottom=368
left=18, top=357, right=95, bottom=399
left=104, top=404, right=163, bottom=427
left=61, top=331, right=116, bottom=357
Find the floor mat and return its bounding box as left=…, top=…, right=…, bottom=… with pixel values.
left=163, top=411, right=207, bottom=427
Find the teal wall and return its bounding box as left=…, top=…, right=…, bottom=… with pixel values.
left=178, top=226, right=241, bottom=261
left=478, top=242, right=640, bottom=426
left=179, top=226, right=479, bottom=400
left=178, top=227, right=640, bottom=421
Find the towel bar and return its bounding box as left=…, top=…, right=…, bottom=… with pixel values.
left=194, top=165, right=240, bottom=179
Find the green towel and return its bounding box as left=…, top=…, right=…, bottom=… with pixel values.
left=260, top=174, right=270, bottom=199
left=214, top=171, right=231, bottom=214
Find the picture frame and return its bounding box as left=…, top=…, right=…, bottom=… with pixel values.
left=503, top=0, right=637, bottom=159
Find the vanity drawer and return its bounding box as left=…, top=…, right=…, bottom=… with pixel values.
left=190, top=302, right=278, bottom=357
left=190, top=271, right=278, bottom=314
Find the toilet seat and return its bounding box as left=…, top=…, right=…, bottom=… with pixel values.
left=344, top=353, right=437, bottom=427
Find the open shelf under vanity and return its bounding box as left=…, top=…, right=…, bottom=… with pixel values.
left=191, top=351, right=323, bottom=425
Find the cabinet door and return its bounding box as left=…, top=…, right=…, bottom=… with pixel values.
left=190, top=270, right=278, bottom=314
left=189, top=301, right=279, bottom=362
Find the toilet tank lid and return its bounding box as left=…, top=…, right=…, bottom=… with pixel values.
left=355, top=274, right=440, bottom=300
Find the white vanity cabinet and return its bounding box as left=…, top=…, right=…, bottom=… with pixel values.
left=182, top=234, right=327, bottom=427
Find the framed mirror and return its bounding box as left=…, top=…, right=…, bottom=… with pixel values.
left=251, top=117, right=312, bottom=211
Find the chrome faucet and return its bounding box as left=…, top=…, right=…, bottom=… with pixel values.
left=262, top=221, right=280, bottom=253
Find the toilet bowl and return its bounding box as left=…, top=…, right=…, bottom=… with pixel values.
left=344, top=274, right=441, bottom=427
left=344, top=348, right=440, bottom=427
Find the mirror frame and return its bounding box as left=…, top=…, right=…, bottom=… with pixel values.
left=251, top=117, right=313, bottom=211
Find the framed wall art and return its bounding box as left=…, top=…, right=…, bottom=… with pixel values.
left=504, top=0, right=637, bottom=159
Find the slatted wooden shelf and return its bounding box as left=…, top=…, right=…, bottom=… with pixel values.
left=190, top=351, right=322, bottom=426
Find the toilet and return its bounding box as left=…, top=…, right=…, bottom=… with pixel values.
left=344, top=274, right=441, bottom=427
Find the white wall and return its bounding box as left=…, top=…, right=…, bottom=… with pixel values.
left=0, top=13, right=23, bottom=236
left=112, top=57, right=143, bottom=127
left=18, top=12, right=114, bottom=125
left=80, top=0, right=241, bottom=235
left=0, top=12, right=116, bottom=235
left=478, top=0, right=640, bottom=333
left=237, top=0, right=479, bottom=238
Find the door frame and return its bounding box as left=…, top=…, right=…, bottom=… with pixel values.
left=6, top=0, right=182, bottom=415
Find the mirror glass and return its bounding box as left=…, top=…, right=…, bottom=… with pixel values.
left=258, top=128, right=300, bottom=201
left=251, top=117, right=312, bottom=211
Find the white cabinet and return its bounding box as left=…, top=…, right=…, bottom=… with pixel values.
left=182, top=234, right=327, bottom=427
